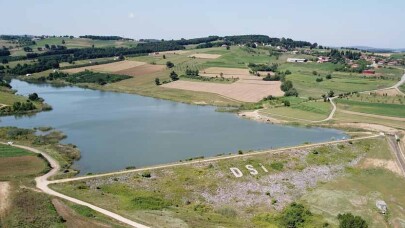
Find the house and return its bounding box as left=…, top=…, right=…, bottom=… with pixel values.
left=376, top=200, right=387, bottom=214
left=26, top=74, right=32, bottom=77
left=287, top=58, right=308, bottom=63
left=362, top=70, right=375, bottom=74
left=317, top=56, right=330, bottom=63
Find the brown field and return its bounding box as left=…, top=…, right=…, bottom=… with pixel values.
left=201, top=67, right=250, bottom=75
left=115, top=64, right=166, bottom=76
left=163, top=67, right=284, bottom=102
left=63, top=60, right=146, bottom=73
left=0, top=156, right=47, bottom=179
left=162, top=80, right=283, bottom=102
left=188, top=53, right=221, bottom=59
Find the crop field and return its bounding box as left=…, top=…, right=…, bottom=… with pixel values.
left=0, top=144, right=47, bottom=180
left=62, top=60, right=146, bottom=73
left=51, top=138, right=402, bottom=227
left=336, top=99, right=405, bottom=118
left=0, top=144, right=32, bottom=157
left=115, top=64, right=166, bottom=77
left=285, top=72, right=396, bottom=98
left=163, top=77, right=283, bottom=102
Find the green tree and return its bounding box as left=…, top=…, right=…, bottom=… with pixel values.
left=155, top=78, right=160, bottom=85
left=62, top=39, right=65, bottom=44
left=328, top=90, right=335, bottom=97
left=162, top=54, right=166, bottom=59
left=281, top=80, right=293, bottom=92
left=280, top=203, right=312, bottom=228
left=326, top=74, right=332, bottom=79
left=169, top=71, right=179, bottom=81
left=28, top=92, right=39, bottom=101
left=312, top=70, right=318, bottom=75
left=337, top=213, right=368, bottom=228
left=166, top=61, right=174, bottom=68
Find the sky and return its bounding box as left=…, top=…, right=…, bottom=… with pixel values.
left=1, top=0, right=404, bottom=48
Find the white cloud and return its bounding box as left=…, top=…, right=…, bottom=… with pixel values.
left=128, top=12, right=134, bottom=19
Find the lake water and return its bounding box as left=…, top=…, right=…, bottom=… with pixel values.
left=0, top=80, right=347, bottom=174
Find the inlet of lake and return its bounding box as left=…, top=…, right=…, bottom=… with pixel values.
left=0, top=80, right=347, bottom=175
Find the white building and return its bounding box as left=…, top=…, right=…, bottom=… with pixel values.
left=287, top=58, right=308, bottom=63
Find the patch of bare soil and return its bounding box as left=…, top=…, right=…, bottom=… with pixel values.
left=333, top=123, right=399, bottom=134
left=0, top=182, right=10, bottom=218
left=239, top=110, right=285, bottom=124
left=63, top=60, right=146, bottom=73
left=188, top=53, right=221, bottom=59
left=361, top=158, right=402, bottom=175
left=374, top=88, right=403, bottom=96
left=114, top=64, right=165, bottom=76
left=52, top=199, right=112, bottom=228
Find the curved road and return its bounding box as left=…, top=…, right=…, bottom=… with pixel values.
left=0, top=142, right=149, bottom=228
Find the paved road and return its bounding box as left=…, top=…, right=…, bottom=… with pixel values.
left=0, top=142, right=149, bottom=228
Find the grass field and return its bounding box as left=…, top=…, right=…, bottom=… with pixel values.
left=261, top=100, right=332, bottom=122
left=337, top=99, right=405, bottom=118
left=50, top=138, right=391, bottom=227
left=0, top=144, right=32, bottom=157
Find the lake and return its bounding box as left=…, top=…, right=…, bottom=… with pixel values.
left=0, top=80, right=347, bottom=174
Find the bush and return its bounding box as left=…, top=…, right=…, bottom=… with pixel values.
left=337, top=213, right=368, bottom=228
left=316, top=77, right=323, bottom=82
left=166, top=61, right=174, bottom=68
left=280, top=203, right=312, bottom=228
left=326, top=74, right=332, bottom=79
left=270, top=162, right=284, bottom=171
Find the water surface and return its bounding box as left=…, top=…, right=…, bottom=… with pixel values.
left=0, top=80, right=346, bottom=174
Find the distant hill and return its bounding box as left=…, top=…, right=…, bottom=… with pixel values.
left=348, top=46, right=405, bottom=53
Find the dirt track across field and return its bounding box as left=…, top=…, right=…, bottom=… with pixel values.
left=188, top=53, right=221, bottom=59
left=0, top=181, right=10, bottom=218
left=63, top=60, right=146, bottom=73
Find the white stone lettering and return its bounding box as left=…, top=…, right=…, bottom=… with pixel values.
left=259, top=163, right=268, bottom=173
left=230, top=167, right=243, bottom=177
left=245, top=165, right=258, bottom=175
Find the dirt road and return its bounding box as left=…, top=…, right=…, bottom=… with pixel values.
left=387, top=136, right=405, bottom=176
left=0, top=142, right=149, bottom=228
left=0, top=181, right=10, bottom=218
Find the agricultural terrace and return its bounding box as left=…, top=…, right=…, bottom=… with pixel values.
left=50, top=137, right=405, bottom=227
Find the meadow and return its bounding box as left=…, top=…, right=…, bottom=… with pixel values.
left=337, top=99, right=405, bottom=118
